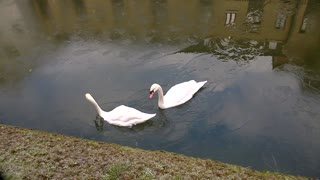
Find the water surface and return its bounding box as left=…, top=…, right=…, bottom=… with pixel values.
left=0, top=0, right=320, bottom=177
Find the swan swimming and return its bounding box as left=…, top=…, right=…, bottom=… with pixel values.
left=85, top=93, right=156, bottom=127
left=149, top=80, right=207, bottom=109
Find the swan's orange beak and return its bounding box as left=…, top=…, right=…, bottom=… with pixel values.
left=149, top=91, right=154, bottom=99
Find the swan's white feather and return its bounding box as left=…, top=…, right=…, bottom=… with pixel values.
left=85, top=93, right=156, bottom=127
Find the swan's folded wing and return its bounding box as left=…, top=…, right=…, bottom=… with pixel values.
left=109, top=105, right=156, bottom=123
left=164, top=80, right=197, bottom=102
left=163, top=80, right=207, bottom=107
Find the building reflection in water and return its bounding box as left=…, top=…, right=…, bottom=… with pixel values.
left=0, top=0, right=318, bottom=100
left=28, top=0, right=319, bottom=57
left=1, top=0, right=319, bottom=93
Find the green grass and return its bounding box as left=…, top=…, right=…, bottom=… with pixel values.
left=104, top=163, right=130, bottom=180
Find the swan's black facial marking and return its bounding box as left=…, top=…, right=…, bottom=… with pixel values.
left=149, top=90, right=155, bottom=98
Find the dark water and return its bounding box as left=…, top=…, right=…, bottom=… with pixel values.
left=1, top=0, right=320, bottom=178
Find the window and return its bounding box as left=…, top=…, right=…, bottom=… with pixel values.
left=275, top=13, right=287, bottom=29
left=225, top=11, right=237, bottom=25
left=300, top=17, right=308, bottom=33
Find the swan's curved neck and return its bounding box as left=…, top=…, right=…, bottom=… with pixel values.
left=156, top=86, right=165, bottom=108
left=85, top=94, right=105, bottom=116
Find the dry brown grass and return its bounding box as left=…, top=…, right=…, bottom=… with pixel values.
left=0, top=124, right=314, bottom=180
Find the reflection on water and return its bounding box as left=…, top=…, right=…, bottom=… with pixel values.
left=0, top=0, right=320, bottom=178
left=178, top=37, right=268, bottom=61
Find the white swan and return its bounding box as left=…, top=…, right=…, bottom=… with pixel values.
left=149, top=80, right=207, bottom=109
left=85, top=93, right=156, bottom=127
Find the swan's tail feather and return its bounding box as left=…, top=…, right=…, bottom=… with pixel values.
left=85, top=93, right=103, bottom=115
left=139, top=113, right=156, bottom=121
left=198, top=80, right=207, bottom=87
left=189, top=80, right=207, bottom=96
left=136, top=113, right=156, bottom=125
left=146, top=113, right=156, bottom=120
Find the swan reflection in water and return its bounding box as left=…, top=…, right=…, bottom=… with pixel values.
left=94, top=115, right=105, bottom=132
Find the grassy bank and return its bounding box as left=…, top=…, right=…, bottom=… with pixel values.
left=0, top=124, right=314, bottom=179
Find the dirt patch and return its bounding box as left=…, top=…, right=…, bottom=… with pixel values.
left=0, top=124, right=314, bottom=179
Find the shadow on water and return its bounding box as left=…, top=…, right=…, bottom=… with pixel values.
left=1, top=0, right=320, bottom=178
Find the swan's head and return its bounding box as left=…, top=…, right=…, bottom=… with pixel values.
left=149, top=84, right=160, bottom=98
